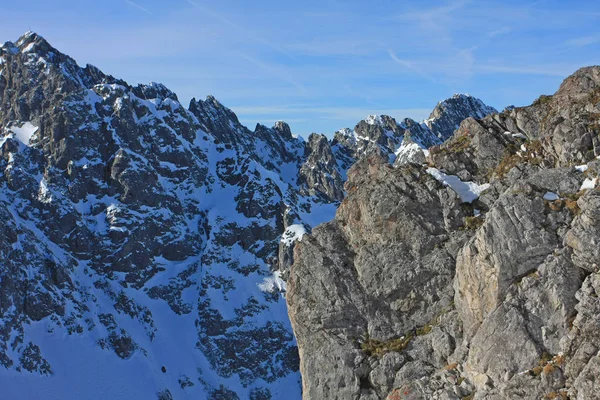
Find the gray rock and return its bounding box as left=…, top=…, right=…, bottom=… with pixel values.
left=288, top=156, right=469, bottom=399
left=455, top=182, right=561, bottom=337
left=298, top=133, right=345, bottom=201
left=289, top=67, right=600, bottom=400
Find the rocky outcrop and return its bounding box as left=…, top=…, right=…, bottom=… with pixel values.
left=289, top=66, right=600, bottom=399
left=298, top=133, right=345, bottom=201
left=288, top=155, right=469, bottom=399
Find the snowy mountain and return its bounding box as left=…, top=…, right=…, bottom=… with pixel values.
left=330, top=96, right=497, bottom=172
left=0, top=32, right=496, bottom=399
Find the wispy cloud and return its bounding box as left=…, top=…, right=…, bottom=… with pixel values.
left=486, top=26, right=512, bottom=38
left=185, top=0, right=292, bottom=58
left=475, top=64, right=575, bottom=77
left=125, top=0, right=151, bottom=14
left=239, top=54, right=305, bottom=91
left=565, top=35, right=600, bottom=48
left=286, top=39, right=385, bottom=57
left=391, top=0, right=470, bottom=43
left=395, top=0, right=470, bottom=23
left=387, top=50, right=436, bottom=82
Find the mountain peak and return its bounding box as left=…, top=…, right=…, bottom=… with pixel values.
left=132, top=82, right=178, bottom=102
left=364, top=114, right=384, bottom=126
left=15, top=31, right=53, bottom=54
left=273, top=120, right=293, bottom=139
left=451, top=93, right=472, bottom=100
left=189, top=95, right=230, bottom=114
left=425, top=93, right=497, bottom=141
left=16, top=31, right=40, bottom=44
left=555, top=65, right=600, bottom=100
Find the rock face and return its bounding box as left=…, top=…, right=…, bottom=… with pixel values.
left=298, top=133, right=345, bottom=201
left=0, top=32, right=496, bottom=399
left=288, top=66, right=600, bottom=399
left=288, top=156, right=468, bottom=399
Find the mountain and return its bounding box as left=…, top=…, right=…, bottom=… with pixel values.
left=287, top=66, right=600, bottom=399
left=330, top=97, right=497, bottom=173
left=425, top=93, right=498, bottom=141
left=0, top=32, right=497, bottom=399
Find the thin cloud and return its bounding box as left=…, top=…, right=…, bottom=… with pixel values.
left=565, top=35, right=600, bottom=48
left=185, top=0, right=292, bottom=58
left=286, top=39, right=385, bottom=57
left=125, top=0, right=151, bottom=14
left=395, top=0, right=470, bottom=22
left=388, top=0, right=471, bottom=46
left=486, top=26, right=512, bottom=38
left=387, top=50, right=436, bottom=82
left=475, top=64, right=574, bottom=77
left=240, top=54, right=305, bottom=91
left=445, top=46, right=477, bottom=80
left=528, top=0, right=547, bottom=7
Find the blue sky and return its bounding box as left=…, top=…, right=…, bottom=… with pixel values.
left=1, top=0, right=599, bottom=136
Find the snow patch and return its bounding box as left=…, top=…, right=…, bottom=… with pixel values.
left=580, top=177, right=597, bottom=191
left=426, top=168, right=490, bottom=203
left=258, top=271, right=286, bottom=293
left=365, top=115, right=383, bottom=126
left=37, top=178, right=53, bottom=203
left=9, top=122, right=38, bottom=147
left=281, top=224, right=307, bottom=246
left=505, top=131, right=527, bottom=140
left=395, top=142, right=421, bottom=157
left=21, top=42, right=37, bottom=53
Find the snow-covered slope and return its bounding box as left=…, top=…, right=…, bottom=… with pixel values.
left=0, top=32, right=330, bottom=400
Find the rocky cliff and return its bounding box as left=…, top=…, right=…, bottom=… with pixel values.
left=0, top=32, right=495, bottom=399
left=288, top=66, right=600, bottom=399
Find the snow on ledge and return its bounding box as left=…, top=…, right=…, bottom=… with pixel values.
left=580, top=177, right=597, bottom=191
left=365, top=114, right=383, bottom=126
left=8, top=122, right=38, bottom=147
left=258, top=271, right=286, bottom=293
left=281, top=224, right=307, bottom=246
left=426, top=167, right=490, bottom=203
